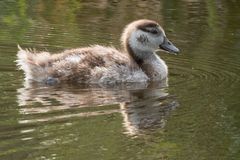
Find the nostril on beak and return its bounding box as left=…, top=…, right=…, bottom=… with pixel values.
left=167, top=41, right=171, bottom=45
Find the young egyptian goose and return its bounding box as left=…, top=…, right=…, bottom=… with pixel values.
left=16, top=19, right=179, bottom=84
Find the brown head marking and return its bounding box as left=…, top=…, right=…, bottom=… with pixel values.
left=137, top=20, right=159, bottom=31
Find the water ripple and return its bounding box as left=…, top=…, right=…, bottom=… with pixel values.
left=168, top=55, right=240, bottom=87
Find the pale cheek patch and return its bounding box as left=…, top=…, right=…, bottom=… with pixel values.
left=129, top=31, right=151, bottom=52
left=148, top=36, right=162, bottom=49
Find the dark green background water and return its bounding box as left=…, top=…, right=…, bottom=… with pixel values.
left=0, top=0, right=240, bottom=159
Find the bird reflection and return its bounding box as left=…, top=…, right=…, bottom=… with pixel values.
left=17, top=80, right=178, bottom=135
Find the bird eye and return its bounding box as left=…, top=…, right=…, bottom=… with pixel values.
left=139, top=27, right=159, bottom=34
left=149, top=30, right=158, bottom=34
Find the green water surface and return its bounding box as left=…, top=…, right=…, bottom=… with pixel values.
left=0, top=0, right=240, bottom=160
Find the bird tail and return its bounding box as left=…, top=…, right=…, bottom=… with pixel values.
left=16, top=45, right=52, bottom=82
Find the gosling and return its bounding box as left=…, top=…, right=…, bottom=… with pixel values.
left=16, top=19, right=179, bottom=84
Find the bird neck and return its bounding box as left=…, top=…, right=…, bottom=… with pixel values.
left=126, top=42, right=145, bottom=65
left=125, top=42, right=168, bottom=80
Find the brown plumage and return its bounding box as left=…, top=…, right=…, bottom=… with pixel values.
left=16, top=19, right=179, bottom=84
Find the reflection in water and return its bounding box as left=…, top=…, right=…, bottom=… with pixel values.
left=17, top=80, right=178, bottom=135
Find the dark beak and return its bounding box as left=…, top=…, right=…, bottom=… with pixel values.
left=159, top=37, right=179, bottom=54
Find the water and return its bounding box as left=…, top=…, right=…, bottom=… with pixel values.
left=0, top=0, right=240, bottom=159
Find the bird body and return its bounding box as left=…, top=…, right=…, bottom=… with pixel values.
left=16, top=19, right=179, bottom=84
